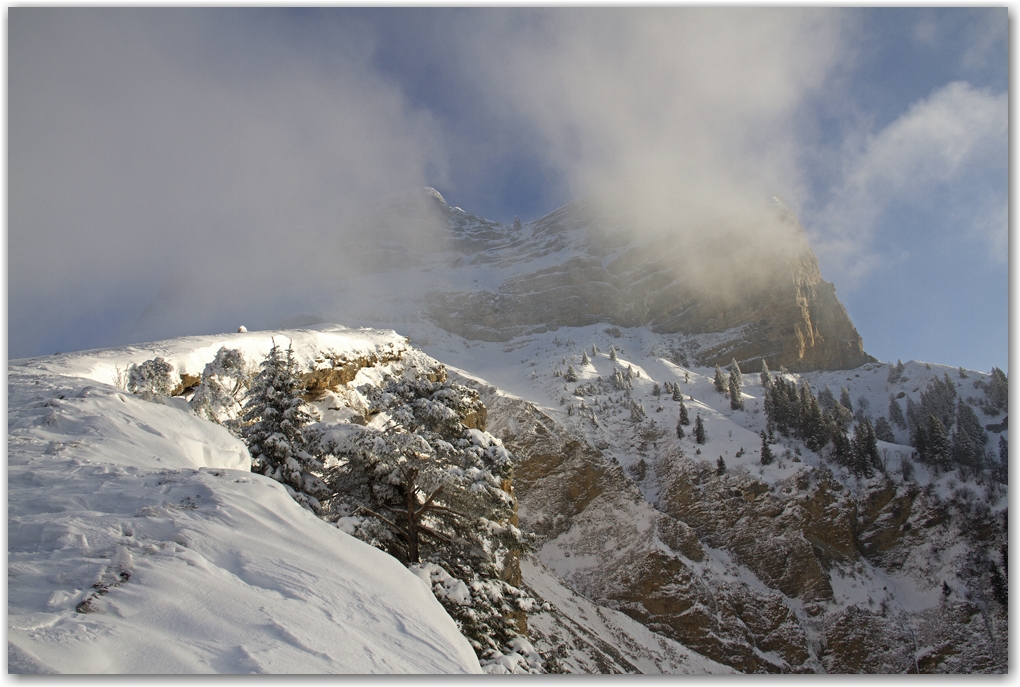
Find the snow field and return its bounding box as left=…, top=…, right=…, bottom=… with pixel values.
left=8, top=328, right=481, bottom=674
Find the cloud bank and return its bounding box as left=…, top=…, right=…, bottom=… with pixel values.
left=9, top=9, right=446, bottom=356
left=808, top=81, right=1007, bottom=284
left=8, top=9, right=1006, bottom=363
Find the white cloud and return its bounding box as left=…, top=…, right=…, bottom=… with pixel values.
left=809, top=81, right=1007, bottom=283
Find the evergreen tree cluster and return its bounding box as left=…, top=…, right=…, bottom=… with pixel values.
left=762, top=374, right=878, bottom=476
left=905, top=373, right=988, bottom=471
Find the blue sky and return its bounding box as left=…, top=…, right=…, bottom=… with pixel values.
left=8, top=8, right=1009, bottom=373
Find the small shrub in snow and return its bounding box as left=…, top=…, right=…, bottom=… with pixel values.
left=128, top=357, right=176, bottom=400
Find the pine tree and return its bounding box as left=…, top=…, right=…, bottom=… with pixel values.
left=839, top=387, right=853, bottom=414
left=729, top=371, right=743, bottom=411
left=888, top=360, right=904, bottom=384
left=694, top=415, right=707, bottom=444
left=317, top=373, right=532, bottom=664
left=609, top=348, right=618, bottom=362
left=760, top=430, right=774, bottom=465
left=730, top=359, right=742, bottom=387
left=581, top=350, right=590, bottom=366
left=817, top=385, right=836, bottom=413
left=713, top=365, right=727, bottom=394
left=564, top=365, right=578, bottom=383
left=651, top=383, right=661, bottom=397
left=678, top=399, right=690, bottom=425
left=716, top=456, right=727, bottom=474
left=915, top=414, right=951, bottom=470
left=985, top=367, right=1008, bottom=414
left=888, top=396, right=906, bottom=429
left=676, top=418, right=686, bottom=439
left=874, top=416, right=895, bottom=443
left=831, top=427, right=852, bottom=468
left=759, top=359, right=771, bottom=390
left=672, top=384, right=684, bottom=402
left=850, top=418, right=879, bottom=476
left=241, top=342, right=326, bottom=512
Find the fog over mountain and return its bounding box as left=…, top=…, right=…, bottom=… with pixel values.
left=9, top=9, right=1006, bottom=371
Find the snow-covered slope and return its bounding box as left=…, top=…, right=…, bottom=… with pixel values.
left=8, top=327, right=481, bottom=674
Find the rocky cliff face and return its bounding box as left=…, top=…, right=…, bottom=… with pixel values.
left=371, top=190, right=871, bottom=373
left=448, top=350, right=1007, bottom=674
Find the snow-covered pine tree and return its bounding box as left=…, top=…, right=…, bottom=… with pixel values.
left=694, top=415, right=707, bottom=444
left=716, top=456, right=726, bottom=474
left=839, top=387, right=854, bottom=413
left=190, top=347, right=254, bottom=434
left=713, top=365, right=727, bottom=394
left=759, top=359, right=771, bottom=390
left=888, top=396, right=907, bottom=429
left=240, top=341, right=326, bottom=512
left=730, top=359, right=742, bottom=388
left=678, top=398, right=690, bottom=426
left=759, top=430, right=773, bottom=466
left=850, top=418, right=879, bottom=476
left=984, top=367, right=1008, bottom=415
left=651, top=383, right=661, bottom=397
left=728, top=370, right=743, bottom=411
left=609, top=348, right=618, bottom=362
left=581, top=350, right=590, bottom=366
left=316, top=373, right=533, bottom=666
left=676, top=418, right=685, bottom=439
left=564, top=365, right=578, bottom=383
left=874, top=416, right=895, bottom=443
left=672, top=384, right=684, bottom=402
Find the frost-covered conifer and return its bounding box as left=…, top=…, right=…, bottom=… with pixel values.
left=190, top=347, right=254, bottom=434
left=241, top=342, right=326, bottom=512
left=759, top=430, right=773, bottom=466
left=651, top=383, right=661, bottom=397
left=609, top=348, right=617, bottom=362
left=839, top=387, right=853, bottom=413
left=728, top=371, right=743, bottom=411
left=730, top=359, right=742, bottom=388
left=564, top=365, right=579, bottom=383
left=759, top=359, right=771, bottom=390
left=678, top=398, right=690, bottom=426
left=694, top=415, right=707, bottom=444
left=316, top=373, right=533, bottom=665
left=581, top=350, right=590, bottom=366
left=713, top=365, right=727, bottom=394
left=672, top=384, right=684, bottom=402
left=874, top=416, right=895, bottom=443
left=888, top=396, right=906, bottom=430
